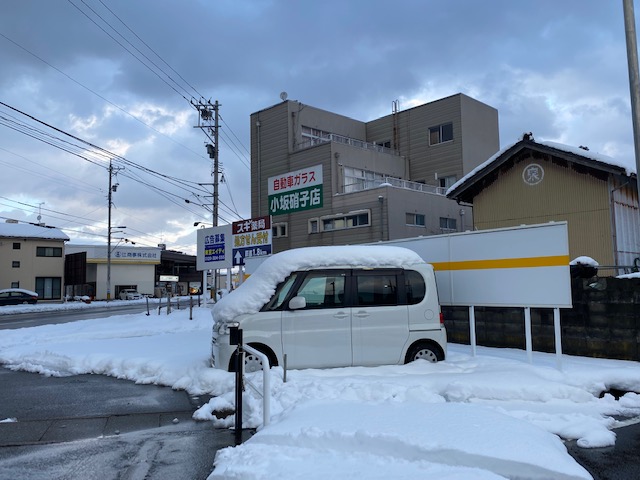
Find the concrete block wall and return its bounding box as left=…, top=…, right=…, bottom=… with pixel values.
left=443, top=277, right=640, bottom=361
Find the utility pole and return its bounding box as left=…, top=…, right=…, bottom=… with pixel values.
left=106, top=160, right=124, bottom=301
left=192, top=99, right=221, bottom=301
left=191, top=99, right=220, bottom=226
left=623, top=0, right=640, bottom=193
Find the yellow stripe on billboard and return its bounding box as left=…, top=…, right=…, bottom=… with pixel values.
left=430, top=255, right=570, bottom=271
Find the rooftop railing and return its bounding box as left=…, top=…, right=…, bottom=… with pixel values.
left=297, top=134, right=398, bottom=156
left=343, top=176, right=448, bottom=196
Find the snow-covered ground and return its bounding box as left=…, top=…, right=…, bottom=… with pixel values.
left=1, top=306, right=640, bottom=479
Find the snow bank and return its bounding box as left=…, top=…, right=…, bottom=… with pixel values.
left=210, top=401, right=591, bottom=480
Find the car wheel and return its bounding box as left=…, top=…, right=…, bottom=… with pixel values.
left=229, top=346, right=277, bottom=373
left=406, top=342, right=443, bottom=364
left=245, top=352, right=265, bottom=373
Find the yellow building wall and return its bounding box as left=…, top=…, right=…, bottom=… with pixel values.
left=473, top=154, right=614, bottom=265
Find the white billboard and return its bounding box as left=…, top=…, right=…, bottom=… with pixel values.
left=381, top=222, right=572, bottom=308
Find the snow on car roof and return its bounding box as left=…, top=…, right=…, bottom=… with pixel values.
left=212, top=245, right=425, bottom=323
left=0, top=288, right=38, bottom=296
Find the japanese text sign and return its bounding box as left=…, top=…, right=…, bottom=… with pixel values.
left=268, top=165, right=323, bottom=215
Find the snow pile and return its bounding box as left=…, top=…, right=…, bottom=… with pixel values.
left=210, top=401, right=590, bottom=480
left=617, top=272, right=640, bottom=279
left=212, top=245, right=424, bottom=322
left=570, top=256, right=599, bottom=267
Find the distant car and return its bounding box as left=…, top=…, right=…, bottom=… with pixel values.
left=119, top=289, right=142, bottom=300
left=0, top=288, right=39, bottom=306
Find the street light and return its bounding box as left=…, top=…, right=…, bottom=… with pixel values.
left=107, top=225, right=126, bottom=301
left=194, top=221, right=212, bottom=228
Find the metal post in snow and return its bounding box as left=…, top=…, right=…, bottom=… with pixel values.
left=554, top=307, right=563, bottom=370
left=524, top=307, right=533, bottom=364
left=468, top=306, right=477, bottom=357
left=231, top=326, right=244, bottom=445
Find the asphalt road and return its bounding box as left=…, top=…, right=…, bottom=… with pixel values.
left=566, top=421, right=640, bottom=480
left=0, top=298, right=202, bottom=330
left=0, top=368, right=247, bottom=480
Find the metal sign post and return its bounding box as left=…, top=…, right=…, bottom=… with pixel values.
left=230, top=326, right=244, bottom=445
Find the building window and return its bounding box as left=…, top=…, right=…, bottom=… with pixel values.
left=309, top=210, right=371, bottom=233
left=36, top=246, right=63, bottom=257
left=35, top=277, right=62, bottom=300
left=438, top=175, right=457, bottom=189
left=406, top=213, right=425, bottom=226
left=343, top=167, right=385, bottom=193
left=13, top=242, right=21, bottom=249
left=440, top=217, right=457, bottom=233
left=272, top=222, right=288, bottom=238
left=429, top=122, right=453, bottom=145
left=301, top=125, right=332, bottom=147
left=11, top=282, right=19, bottom=288
left=12, top=261, right=20, bottom=268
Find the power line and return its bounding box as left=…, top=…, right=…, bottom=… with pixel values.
left=67, top=0, right=191, bottom=101
left=0, top=102, right=241, bottom=230
left=68, top=2, right=253, bottom=182
left=96, top=0, right=202, bottom=99
left=0, top=146, right=103, bottom=195
left=0, top=31, right=209, bottom=163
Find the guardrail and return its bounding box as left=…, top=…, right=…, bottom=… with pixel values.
left=243, top=344, right=271, bottom=428
left=229, top=327, right=271, bottom=444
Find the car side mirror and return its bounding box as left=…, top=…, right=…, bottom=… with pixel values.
left=288, top=296, right=306, bottom=310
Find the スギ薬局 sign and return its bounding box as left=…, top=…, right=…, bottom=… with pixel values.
left=268, top=165, right=323, bottom=215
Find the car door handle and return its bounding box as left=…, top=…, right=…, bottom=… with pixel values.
left=333, top=312, right=349, bottom=319
left=353, top=311, right=369, bottom=318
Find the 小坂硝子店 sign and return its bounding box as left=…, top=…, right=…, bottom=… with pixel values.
left=268, top=165, right=323, bottom=215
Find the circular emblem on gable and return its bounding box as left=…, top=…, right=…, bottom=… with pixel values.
left=522, top=163, right=544, bottom=186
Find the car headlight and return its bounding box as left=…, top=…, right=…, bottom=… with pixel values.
left=217, top=321, right=240, bottom=335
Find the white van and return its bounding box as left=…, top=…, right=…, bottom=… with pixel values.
left=211, top=245, right=446, bottom=372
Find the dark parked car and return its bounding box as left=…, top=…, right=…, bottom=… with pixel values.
left=0, top=288, right=39, bottom=306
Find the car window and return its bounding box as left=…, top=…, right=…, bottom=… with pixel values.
left=405, top=270, right=426, bottom=304
left=355, top=273, right=398, bottom=306
left=264, top=272, right=300, bottom=311
left=294, top=271, right=346, bottom=309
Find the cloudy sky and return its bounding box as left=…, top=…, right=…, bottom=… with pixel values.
left=0, top=0, right=636, bottom=254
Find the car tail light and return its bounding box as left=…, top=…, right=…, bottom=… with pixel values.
left=440, top=312, right=445, bottom=325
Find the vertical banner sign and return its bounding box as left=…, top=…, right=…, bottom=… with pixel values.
left=268, top=164, right=323, bottom=215
left=205, top=231, right=225, bottom=262
left=196, top=224, right=233, bottom=270
left=232, top=216, right=272, bottom=266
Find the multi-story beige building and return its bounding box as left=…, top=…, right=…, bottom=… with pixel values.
left=250, top=93, right=500, bottom=252
left=446, top=134, right=640, bottom=272
left=0, top=220, right=69, bottom=301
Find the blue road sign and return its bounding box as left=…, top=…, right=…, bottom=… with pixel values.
left=233, top=245, right=272, bottom=266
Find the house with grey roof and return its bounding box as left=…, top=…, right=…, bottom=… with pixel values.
left=446, top=134, right=640, bottom=274
left=0, top=220, right=70, bottom=301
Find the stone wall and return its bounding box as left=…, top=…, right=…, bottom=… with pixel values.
left=443, top=277, right=640, bottom=361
